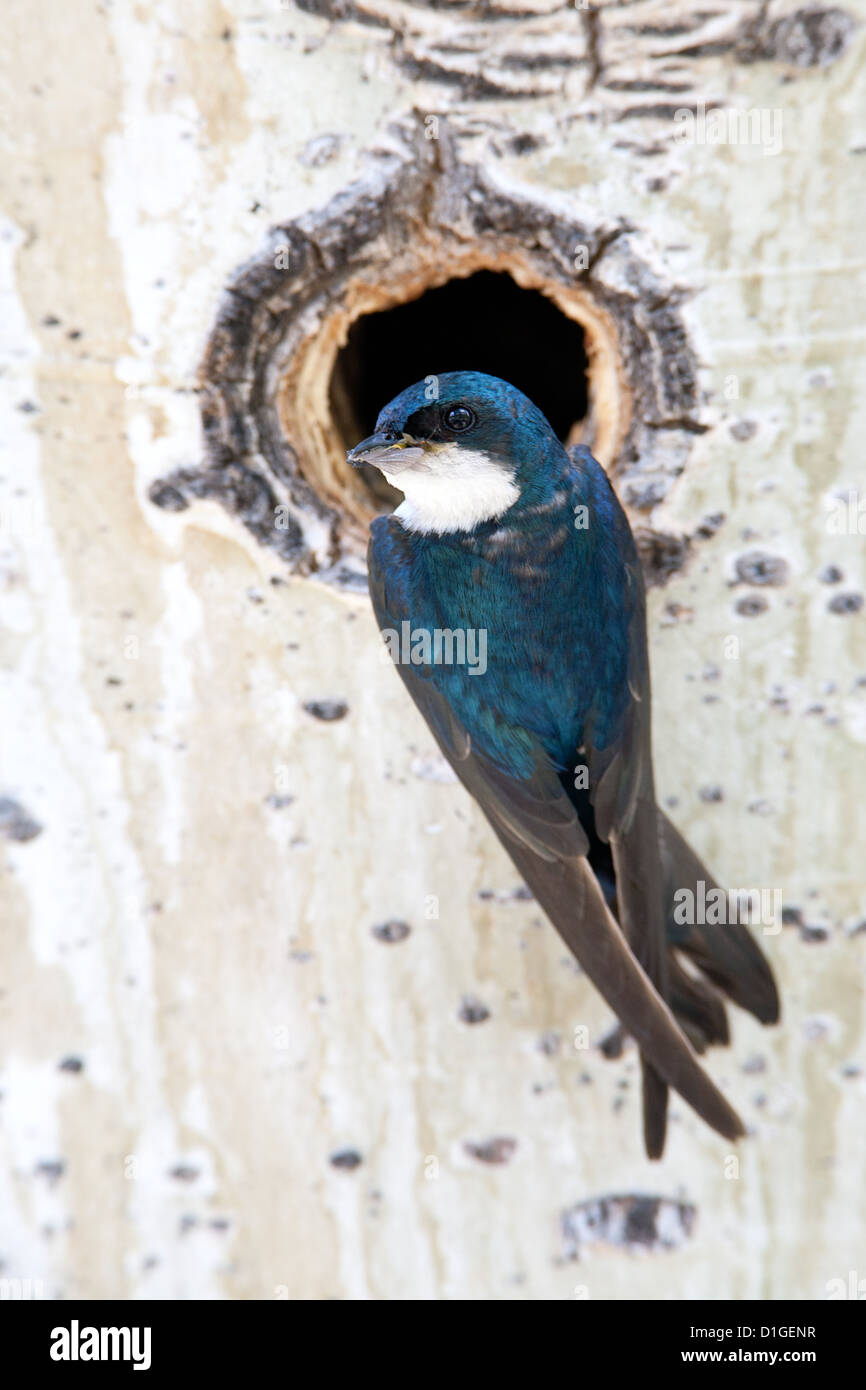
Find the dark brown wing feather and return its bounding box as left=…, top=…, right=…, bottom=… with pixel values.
left=585, top=548, right=673, bottom=1155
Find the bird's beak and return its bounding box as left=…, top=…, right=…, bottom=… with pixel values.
left=347, top=432, right=425, bottom=472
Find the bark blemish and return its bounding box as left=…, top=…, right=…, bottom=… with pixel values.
left=562, top=1192, right=697, bottom=1257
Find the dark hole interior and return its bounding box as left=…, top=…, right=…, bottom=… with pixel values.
left=330, top=271, right=589, bottom=508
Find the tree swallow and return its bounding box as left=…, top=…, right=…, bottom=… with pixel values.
left=349, top=371, right=779, bottom=1158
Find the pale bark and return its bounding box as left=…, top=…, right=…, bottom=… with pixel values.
left=0, top=0, right=864, bottom=1299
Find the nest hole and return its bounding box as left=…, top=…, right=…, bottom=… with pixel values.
left=329, top=270, right=589, bottom=509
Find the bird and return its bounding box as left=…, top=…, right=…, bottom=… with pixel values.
left=348, top=370, right=779, bottom=1158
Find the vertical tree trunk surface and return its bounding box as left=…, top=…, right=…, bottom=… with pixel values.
left=1, top=0, right=864, bottom=1299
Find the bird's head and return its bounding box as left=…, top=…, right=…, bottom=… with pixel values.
left=347, top=371, right=564, bottom=535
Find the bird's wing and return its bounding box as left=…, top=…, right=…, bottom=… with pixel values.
left=659, top=808, right=780, bottom=1025
left=579, top=524, right=776, bottom=1148
left=368, top=523, right=744, bottom=1149
left=579, top=537, right=674, bottom=1154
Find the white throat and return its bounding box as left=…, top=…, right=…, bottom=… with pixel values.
left=383, top=445, right=520, bottom=535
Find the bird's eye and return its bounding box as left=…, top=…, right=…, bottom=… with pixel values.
left=442, top=404, right=476, bottom=433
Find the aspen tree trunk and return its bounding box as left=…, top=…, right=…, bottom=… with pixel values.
left=0, top=0, right=864, bottom=1300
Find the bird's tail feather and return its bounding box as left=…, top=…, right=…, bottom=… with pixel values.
left=667, top=954, right=730, bottom=1053
left=639, top=1058, right=669, bottom=1160
left=610, top=791, right=672, bottom=1159
left=658, top=810, right=780, bottom=1026
left=487, top=824, right=746, bottom=1152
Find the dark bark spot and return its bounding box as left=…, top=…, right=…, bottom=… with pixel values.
left=562, top=1193, right=696, bottom=1257
left=634, top=529, right=691, bottom=587
left=828, top=592, right=863, bottom=614
left=818, top=564, right=844, bottom=584
left=736, top=594, right=768, bottom=617
left=458, top=996, right=491, bottom=1024
left=169, top=1165, right=200, bottom=1183
left=303, top=699, right=349, bottom=721
left=737, top=6, right=855, bottom=68
left=730, top=418, right=757, bottom=441
left=330, top=1149, right=363, bottom=1170
left=372, top=920, right=411, bottom=944
left=464, top=1136, right=517, bottom=1165
left=0, top=796, right=42, bottom=842
left=735, top=551, right=789, bottom=586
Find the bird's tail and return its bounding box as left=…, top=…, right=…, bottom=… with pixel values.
left=605, top=797, right=779, bottom=1155
left=488, top=826, right=747, bottom=1153
left=658, top=809, right=780, bottom=1034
